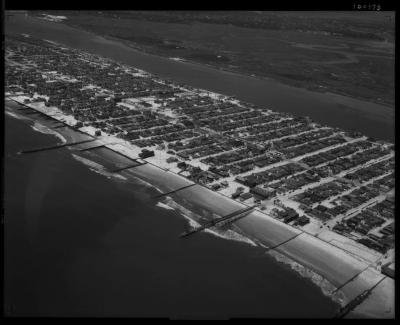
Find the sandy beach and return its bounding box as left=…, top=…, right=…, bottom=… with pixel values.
left=5, top=28, right=395, bottom=318
left=347, top=277, right=395, bottom=318
left=5, top=93, right=394, bottom=317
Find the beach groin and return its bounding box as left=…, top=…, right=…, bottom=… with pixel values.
left=180, top=205, right=255, bottom=238
left=6, top=91, right=392, bottom=319
left=19, top=138, right=97, bottom=154
left=334, top=276, right=387, bottom=318
left=155, top=183, right=198, bottom=199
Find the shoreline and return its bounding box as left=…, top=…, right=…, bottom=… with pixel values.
left=6, top=15, right=394, bottom=142
left=93, top=31, right=395, bottom=114
left=63, top=20, right=393, bottom=110
left=5, top=94, right=391, bottom=269
left=5, top=100, right=393, bottom=317
left=4, top=21, right=394, bottom=317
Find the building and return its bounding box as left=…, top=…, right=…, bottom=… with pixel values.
left=139, top=149, right=155, bottom=159
left=250, top=186, right=274, bottom=199
left=283, top=210, right=299, bottom=224
left=166, top=157, right=178, bottom=163
left=381, top=262, right=395, bottom=279
left=239, top=192, right=253, bottom=201
left=296, top=216, right=310, bottom=226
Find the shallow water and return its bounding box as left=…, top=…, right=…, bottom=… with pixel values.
left=4, top=112, right=340, bottom=317
left=4, top=14, right=392, bottom=316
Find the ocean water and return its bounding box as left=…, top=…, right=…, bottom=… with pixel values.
left=4, top=15, right=393, bottom=317
left=4, top=113, right=340, bottom=318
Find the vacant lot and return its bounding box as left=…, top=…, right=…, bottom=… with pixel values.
left=33, top=11, right=395, bottom=107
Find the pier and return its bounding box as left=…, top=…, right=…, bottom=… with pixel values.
left=19, top=139, right=97, bottom=154
left=180, top=206, right=255, bottom=238
left=333, top=276, right=386, bottom=319
left=155, top=183, right=198, bottom=199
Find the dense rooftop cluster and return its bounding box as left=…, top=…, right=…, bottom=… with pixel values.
left=5, top=34, right=395, bottom=255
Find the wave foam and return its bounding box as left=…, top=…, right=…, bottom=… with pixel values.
left=6, top=109, right=67, bottom=145
left=156, top=201, right=175, bottom=211
left=5, top=109, right=31, bottom=121
left=124, top=173, right=164, bottom=194
left=31, top=121, right=67, bottom=144
left=161, top=196, right=257, bottom=247
left=267, top=250, right=347, bottom=306
left=62, top=138, right=348, bottom=307
left=71, top=153, right=128, bottom=181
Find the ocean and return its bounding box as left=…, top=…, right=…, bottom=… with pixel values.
left=4, top=14, right=388, bottom=317
left=4, top=110, right=339, bottom=318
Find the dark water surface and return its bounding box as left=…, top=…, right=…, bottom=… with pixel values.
left=5, top=14, right=385, bottom=317
left=5, top=15, right=394, bottom=141
left=4, top=113, right=339, bottom=317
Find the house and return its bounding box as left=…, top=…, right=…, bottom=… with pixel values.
left=220, top=181, right=229, bottom=187
left=250, top=186, right=273, bottom=199
left=284, top=210, right=299, bottom=224
left=239, top=192, right=253, bottom=201
left=244, top=176, right=258, bottom=188
left=177, top=162, right=187, bottom=170
left=231, top=191, right=241, bottom=199
left=177, top=152, right=190, bottom=160
left=381, top=262, right=395, bottom=279
left=235, top=176, right=247, bottom=185
left=139, top=149, right=155, bottom=159
left=166, top=157, right=178, bottom=163
left=211, top=184, right=221, bottom=191
left=296, top=216, right=310, bottom=226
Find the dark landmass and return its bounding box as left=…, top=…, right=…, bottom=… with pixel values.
left=29, top=11, right=394, bottom=107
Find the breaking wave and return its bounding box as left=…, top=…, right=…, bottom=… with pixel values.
left=123, top=173, right=164, bottom=194
left=160, top=196, right=258, bottom=247
left=6, top=108, right=67, bottom=144
left=44, top=39, right=61, bottom=46
left=67, top=143, right=348, bottom=308
left=267, top=250, right=347, bottom=307
left=156, top=201, right=175, bottom=211
left=71, top=153, right=128, bottom=181
left=5, top=109, right=31, bottom=122
left=31, top=121, right=67, bottom=144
